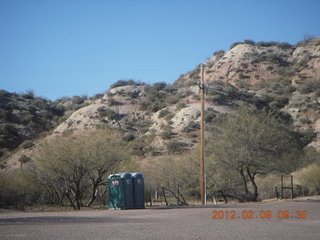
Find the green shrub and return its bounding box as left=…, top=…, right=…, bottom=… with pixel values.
left=269, top=96, right=289, bottom=109
left=71, top=96, right=85, bottom=105
left=166, top=95, right=180, bottom=104
left=22, top=90, right=35, bottom=99
left=21, top=140, right=34, bottom=149
left=110, top=79, right=138, bottom=88
left=150, top=101, right=167, bottom=112
left=314, top=89, right=320, bottom=97
left=299, top=118, right=312, bottom=124
left=300, top=129, right=317, bottom=146
left=97, top=107, right=119, bottom=120
left=236, top=80, right=250, bottom=89
left=256, top=41, right=278, bottom=47
left=108, top=98, right=122, bottom=106
left=230, top=41, right=243, bottom=49
left=182, top=121, right=200, bottom=132
left=165, top=113, right=175, bottom=122
left=166, top=140, right=188, bottom=154
left=299, top=81, right=320, bottom=94
left=244, top=39, right=255, bottom=45
left=176, top=102, right=187, bottom=111
left=204, top=111, right=216, bottom=123
left=189, top=68, right=200, bottom=80
left=213, top=50, right=225, bottom=58
left=277, top=42, right=292, bottom=50
left=123, top=133, right=136, bottom=142
left=160, top=130, right=172, bottom=140
left=159, top=109, right=171, bottom=118
left=128, top=91, right=140, bottom=99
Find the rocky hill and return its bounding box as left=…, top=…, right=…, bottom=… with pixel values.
left=1, top=38, right=320, bottom=169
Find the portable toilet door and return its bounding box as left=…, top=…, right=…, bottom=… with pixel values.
left=108, top=174, right=123, bottom=210
left=132, top=173, right=145, bottom=209
left=121, top=173, right=134, bottom=209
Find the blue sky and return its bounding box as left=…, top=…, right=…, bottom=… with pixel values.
left=1, top=0, right=320, bottom=100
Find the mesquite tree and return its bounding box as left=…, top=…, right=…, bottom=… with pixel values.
left=35, top=129, right=129, bottom=209
left=208, top=106, right=303, bottom=202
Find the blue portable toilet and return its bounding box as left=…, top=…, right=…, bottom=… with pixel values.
left=132, top=173, right=145, bottom=209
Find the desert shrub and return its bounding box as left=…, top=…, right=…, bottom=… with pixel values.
left=166, top=95, right=180, bottom=104
left=93, top=93, right=104, bottom=99
left=159, top=109, right=171, bottom=118
left=160, top=125, right=173, bottom=140
left=295, top=163, right=320, bottom=195
left=299, top=81, right=320, bottom=94
left=204, top=111, right=216, bottom=123
left=256, top=174, right=281, bottom=199
left=270, top=96, right=289, bottom=109
left=0, top=169, right=42, bottom=209
left=128, top=91, right=140, bottom=99
left=166, top=140, right=188, bottom=154
left=244, top=39, right=255, bottom=45
left=51, top=104, right=65, bottom=116
left=151, top=101, right=167, bottom=112
left=236, top=80, right=250, bottom=89
left=296, top=34, right=316, bottom=46
left=229, top=41, right=243, bottom=49
left=213, top=50, right=225, bottom=58
left=238, top=73, right=250, bottom=79
left=277, top=66, right=298, bottom=77
left=277, top=42, right=292, bottom=50
left=110, top=79, right=138, bottom=88
left=314, top=89, right=320, bottom=97
left=123, top=133, right=136, bottom=142
left=139, top=82, right=172, bottom=112
left=256, top=41, right=278, bottom=47
left=71, top=96, right=85, bottom=105
left=134, top=119, right=153, bottom=133
left=299, top=118, right=312, bottom=124
left=18, top=154, right=31, bottom=167
left=107, top=98, right=122, bottom=106
left=165, top=113, right=175, bottom=122
left=153, top=82, right=167, bottom=91
left=182, top=121, right=200, bottom=133
left=21, top=140, right=34, bottom=149
left=176, top=102, right=187, bottom=111
left=17, top=110, right=34, bottom=124
left=97, top=107, right=119, bottom=120
left=189, top=68, right=200, bottom=80
left=22, top=90, right=35, bottom=99
left=300, top=129, right=317, bottom=146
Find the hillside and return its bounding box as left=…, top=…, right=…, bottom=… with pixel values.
left=1, top=38, right=320, bottom=169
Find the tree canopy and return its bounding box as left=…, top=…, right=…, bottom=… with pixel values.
left=207, top=106, right=303, bottom=201
left=35, top=129, right=129, bottom=209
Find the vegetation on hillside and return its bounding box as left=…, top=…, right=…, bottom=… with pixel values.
left=1, top=37, right=320, bottom=208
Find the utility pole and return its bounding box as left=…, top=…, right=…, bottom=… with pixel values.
left=199, top=64, right=206, bottom=205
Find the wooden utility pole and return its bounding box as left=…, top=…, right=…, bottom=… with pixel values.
left=199, top=64, right=206, bottom=205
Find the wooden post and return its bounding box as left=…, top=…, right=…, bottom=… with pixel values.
left=281, top=174, right=284, bottom=200
left=291, top=175, right=294, bottom=199
left=199, top=64, right=205, bottom=205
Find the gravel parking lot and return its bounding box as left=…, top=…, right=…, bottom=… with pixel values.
left=1, top=199, right=319, bottom=240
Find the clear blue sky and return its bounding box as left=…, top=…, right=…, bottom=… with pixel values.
left=1, top=0, right=319, bottom=100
